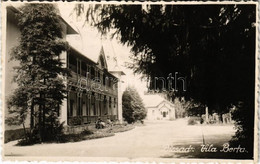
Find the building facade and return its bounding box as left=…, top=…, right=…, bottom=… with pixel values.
left=3, top=5, right=124, bottom=132
left=65, top=46, right=121, bottom=126
left=143, top=95, right=176, bottom=120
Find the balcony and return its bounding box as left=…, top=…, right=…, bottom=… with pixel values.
left=67, top=71, right=117, bottom=96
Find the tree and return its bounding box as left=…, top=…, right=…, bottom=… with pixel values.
left=122, top=86, right=146, bottom=123
left=6, top=4, right=68, bottom=143
left=174, top=98, right=200, bottom=118
left=77, top=4, right=256, bottom=158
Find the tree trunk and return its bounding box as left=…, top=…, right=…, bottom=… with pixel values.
left=22, top=122, right=28, bottom=141
left=42, top=100, right=46, bottom=141
left=30, top=99, right=34, bottom=130
left=42, top=79, right=46, bottom=141
left=39, top=100, right=42, bottom=142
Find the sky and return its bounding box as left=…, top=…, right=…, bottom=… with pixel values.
left=58, top=3, right=148, bottom=97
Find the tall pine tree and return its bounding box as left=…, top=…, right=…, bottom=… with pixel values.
left=6, top=4, right=68, bottom=143
left=75, top=4, right=256, bottom=158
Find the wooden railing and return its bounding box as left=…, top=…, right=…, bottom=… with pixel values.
left=68, top=71, right=117, bottom=96
left=68, top=115, right=117, bottom=126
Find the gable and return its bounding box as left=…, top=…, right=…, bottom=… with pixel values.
left=157, top=100, right=174, bottom=109
left=143, top=95, right=164, bottom=107
left=145, top=96, right=174, bottom=109
left=97, top=47, right=108, bottom=70
left=158, top=104, right=172, bottom=111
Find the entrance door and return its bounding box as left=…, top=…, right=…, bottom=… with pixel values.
left=163, top=111, right=167, bottom=117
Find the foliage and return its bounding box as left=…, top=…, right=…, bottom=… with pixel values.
left=174, top=97, right=205, bottom=118
left=187, top=116, right=201, bottom=125
left=81, top=129, right=94, bottom=135
left=174, top=98, right=202, bottom=118
left=187, top=104, right=206, bottom=117
left=83, top=4, right=255, bottom=110
left=6, top=4, right=68, bottom=144
left=173, top=98, right=185, bottom=118
left=230, top=101, right=254, bottom=158
left=4, top=128, right=28, bottom=143
left=122, top=86, right=147, bottom=123
left=58, top=124, right=134, bottom=143
left=77, top=4, right=256, bottom=158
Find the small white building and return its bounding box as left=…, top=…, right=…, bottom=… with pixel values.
left=143, top=95, right=176, bottom=120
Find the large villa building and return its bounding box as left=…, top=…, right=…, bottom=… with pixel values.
left=3, top=5, right=125, bottom=132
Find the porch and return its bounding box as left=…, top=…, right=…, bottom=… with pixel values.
left=68, top=115, right=117, bottom=126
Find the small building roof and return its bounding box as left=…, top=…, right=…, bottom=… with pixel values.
left=143, top=94, right=174, bottom=108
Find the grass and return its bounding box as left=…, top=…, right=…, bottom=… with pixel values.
left=58, top=124, right=135, bottom=143
left=59, top=130, right=115, bottom=143
left=54, top=124, right=134, bottom=144
left=5, top=128, right=27, bottom=143
left=109, top=124, right=135, bottom=133
left=13, top=123, right=135, bottom=145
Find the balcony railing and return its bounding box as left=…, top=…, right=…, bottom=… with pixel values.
left=68, top=71, right=117, bottom=96
left=68, top=115, right=117, bottom=126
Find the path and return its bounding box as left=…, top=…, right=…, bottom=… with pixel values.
left=4, top=119, right=235, bottom=159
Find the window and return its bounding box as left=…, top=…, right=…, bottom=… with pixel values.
left=77, top=59, right=81, bottom=75
left=81, top=62, right=87, bottom=76
left=70, top=100, right=74, bottom=116
left=82, top=101, right=86, bottom=116
left=103, top=75, right=106, bottom=85
left=109, top=97, right=112, bottom=108
left=91, top=67, right=95, bottom=79
left=69, top=55, right=77, bottom=73
left=86, top=96, right=90, bottom=115
left=99, top=95, right=102, bottom=115
left=86, top=65, right=90, bottom=79
left=109, top=78, right=111, bottom=87
left=77, top=96, right=81, bottom=116
left=114, top=98, right=116, bottom=108
left=97, top=71, right=100, bottom=81
left=92, top=92, right=96, bottom=115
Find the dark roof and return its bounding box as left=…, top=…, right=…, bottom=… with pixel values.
left=6, top=5, right=78, bottom=35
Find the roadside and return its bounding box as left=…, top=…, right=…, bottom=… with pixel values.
left=4, top=119, right=238, bottom=159
left=21, top=123, right=136, bottom=146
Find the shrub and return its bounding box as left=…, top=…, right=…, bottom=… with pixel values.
left=4, top=128, right=27, bottom=143
left=188, top=116, right=201, bottom=125
left=122, top=86, right=147, bottom=123
left=230, top=102, right=254, bottom=159
left=81, top=129, right=94, bottom=135
left=58, top=130, right=114, bottom=143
